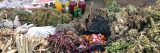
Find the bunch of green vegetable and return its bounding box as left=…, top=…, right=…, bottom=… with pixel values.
left=2, top=9, right=72, bottom=26
left=7, top=9, right=32, bottom=20
left=107, top=0, right=120, bottom=13
left=107, top=40, right=130, bottom=52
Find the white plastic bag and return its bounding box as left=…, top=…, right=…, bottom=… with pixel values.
left=13, top=16, right=21, bottom=28
left=25, top=26, right=56, bottom=38
left=0, top=0, right=9, bottom=8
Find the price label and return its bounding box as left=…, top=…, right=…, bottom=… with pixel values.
left=74, top=6, right=78, bottom=11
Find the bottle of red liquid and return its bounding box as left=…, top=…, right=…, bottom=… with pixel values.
left=78, top=0, right=86, bottom=14
left=69, top=0, right=77, bottom=15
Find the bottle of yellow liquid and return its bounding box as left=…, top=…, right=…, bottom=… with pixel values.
left=55, top=0, right=63, bottom=12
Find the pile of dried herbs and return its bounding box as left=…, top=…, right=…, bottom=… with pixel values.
left=0, top=8, right=72, bottom=26
left=47, top=24, right=79, bottom=53
left=105, top=1, right=160, bottom=53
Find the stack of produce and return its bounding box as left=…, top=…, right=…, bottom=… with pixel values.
left=82, top=32, right=107, bottom=45
left=47, top=24, right=79, bottom=53
left=79, top=31, right=107, bottom=52
left=46, top=0, right=86, bottom=17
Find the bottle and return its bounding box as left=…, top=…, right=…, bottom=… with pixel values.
left=69, top=0, right=77, bottom=15
left=64, top=1, right=69, bottom=7
left=74, top=8, right=82, bottom=17
left=61, top=0, right=69, bottom=13
left=55, top=0, right=63, bottom=12
left=73, top=6, right=78, bottom=17
left=78, top=0, right=86, bottom=14
left=74, top=11, right=78, bottom=17
left=49, top=2, right=54, bottom=7
left=64, top=0, right=69, bottom=12
left=77, top=8, right=82, bottom=16
left=60, top=0, right=68, bottom=5
left=45, top=3, right=48, bottom=7
left=65, top=6, right=69, bottom=13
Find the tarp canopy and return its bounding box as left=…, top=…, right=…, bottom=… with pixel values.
left=0, top=0, right=55, bottom=8
left=32, top=0, right=55, bottom=4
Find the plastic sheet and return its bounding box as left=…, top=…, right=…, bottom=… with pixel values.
left=0, top=0, right=55, bottom=8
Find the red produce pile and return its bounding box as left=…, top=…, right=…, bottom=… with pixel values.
left=78, top=31, right=107, bottom=52
left=47, top=28, right=79, bottom=53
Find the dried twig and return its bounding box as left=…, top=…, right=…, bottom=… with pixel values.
left=15, top=34, right=47, bottom=53
left=2, top=38, right=12, bottom=53
left=90, top=1, right=94, bottom=17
